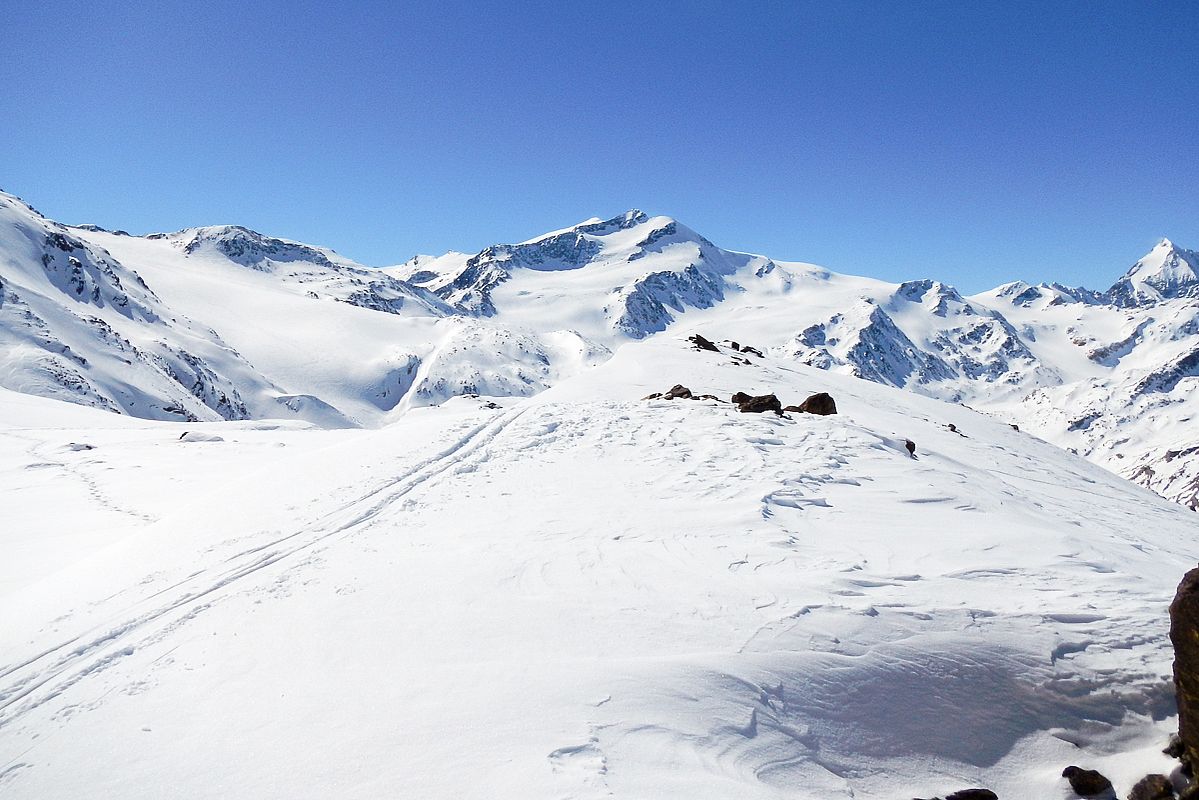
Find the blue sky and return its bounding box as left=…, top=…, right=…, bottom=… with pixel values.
left=2, top=0, right=1196, bottom=291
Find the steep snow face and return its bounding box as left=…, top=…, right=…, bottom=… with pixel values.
left=1107, top=239, right=1199, bottom=307
left=0, top=194, right=268, bottom=421
left=393, top=210, right=759, bottom=338
left=1, top=339, right=1194, bottom=799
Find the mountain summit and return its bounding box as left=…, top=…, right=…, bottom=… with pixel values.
left=1108, top=237, right=1199, bottom=306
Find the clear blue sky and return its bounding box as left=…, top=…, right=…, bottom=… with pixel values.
left=3, top=0, right=1196, bottom=291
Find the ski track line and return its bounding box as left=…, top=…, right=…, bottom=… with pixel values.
left=0, top=406, right=528, bottom=729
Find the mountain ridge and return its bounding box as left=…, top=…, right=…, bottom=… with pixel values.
left=2, top=190, right=1196, bottom=510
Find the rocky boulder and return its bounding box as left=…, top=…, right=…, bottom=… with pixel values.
left=1128, top=774, right=1175, bottom=800
left=1061, top=766, right=1112, bottom=796
left=1172, top=567, right=1199, bottom=774
left=796, top=392, right=837, bottom=415
left=663, top=384, right=693, bottom=400
left=644, top=384, right=695, bottom=400
left=736, top=394, right=782, bottom=414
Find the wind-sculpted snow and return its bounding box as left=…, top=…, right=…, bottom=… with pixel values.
left=1, top=339, right=1195, bottom=798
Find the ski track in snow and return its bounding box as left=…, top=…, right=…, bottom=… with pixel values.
left=0, top=405, right=528, bottom=729
left=1, top=340, right=1197, bottom=797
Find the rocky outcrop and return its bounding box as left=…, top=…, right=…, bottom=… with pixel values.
left=1172, top=568, right=1199, bottom=773
left=1061, top=766, right=1112, bottom=796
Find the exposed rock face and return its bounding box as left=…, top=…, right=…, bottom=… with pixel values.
left=736, top=393, right=782, bottom=414
left=731, top=391, right=752, bottom=404
left=1128, top=774, right=1175, bottom=800
left=1061, top=765, right=1113, bottom=796
left=796, top=392, right=838, bottom=415
left=688, top=333, right=719, bottom=352
left=1172, top=567, right=1199, bottom=773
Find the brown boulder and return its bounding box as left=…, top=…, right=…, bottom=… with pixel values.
left=737, top=394, right=782, bottom=414
left=1128, top=774, right=1175, bottom=800
left=905, top=439, right=916, bottom=456
left=663, top=384, right=693, bottom=400
left=796, top=392, right=837, bottom=415
left=731, top=391, right=752, bottom=404
left=1172, top=568, right=1199, bottom=775
left=945, top=791, right=998, bottom=800
left=1061, top=766, right=1112, bottom=796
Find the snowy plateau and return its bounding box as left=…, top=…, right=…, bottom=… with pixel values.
left=1, top=189, right=1198, bottom=798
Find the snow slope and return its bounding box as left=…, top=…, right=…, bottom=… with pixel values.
left=1, top=337, right=1194, bottom=798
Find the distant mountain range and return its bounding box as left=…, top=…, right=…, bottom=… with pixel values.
left=2, top=190, right=1195, bottom=509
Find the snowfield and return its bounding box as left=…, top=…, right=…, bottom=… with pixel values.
left=3, top=190, right=1199, bottom=797
left=2, top=337, right=1196, bottom=798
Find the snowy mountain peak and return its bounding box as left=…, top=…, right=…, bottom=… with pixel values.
left=159, top=225, right=344, bottom=272
left=1107, top=238, right=1199, bottom=306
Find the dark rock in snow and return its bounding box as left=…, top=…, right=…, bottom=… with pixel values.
left=945, top=791, right=999, bottom=800
left=737, top=394, right=782, bottom=414
left=905, top=439, right=917, bottom=456
left=642, top=392, right=663, bottom=400
left=1128, top=774, right=1175, bottom=800
left=663, top=384, right=693, bottom=400
left=731, top=391, right=752, bottom=405
left=688, top=333, right=719, bottom=352
left=796, top=392, right=837, bottom=415
left=1061, top=765, right=1113, bottom=796
left=1172, top=568, right=1199, bottom=775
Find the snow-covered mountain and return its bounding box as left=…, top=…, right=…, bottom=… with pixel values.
left=1, top=189, right=1197, bottom=511
left=4, top=190, right=1199, bottom=798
